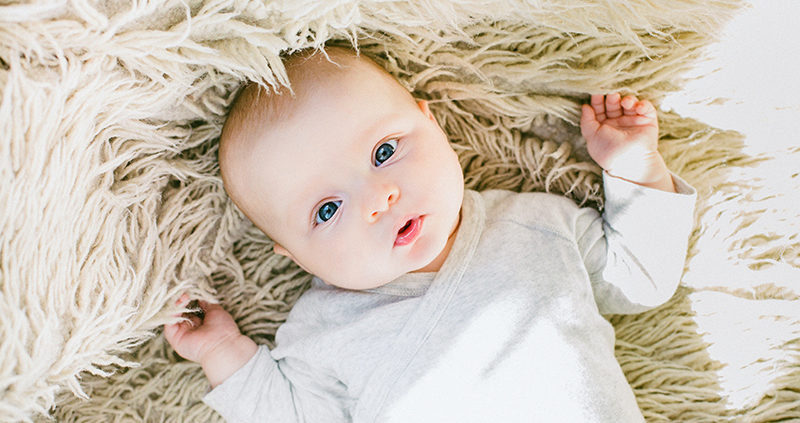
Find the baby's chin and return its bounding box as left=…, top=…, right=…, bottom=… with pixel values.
left=323, top=235, right=450, bottom=290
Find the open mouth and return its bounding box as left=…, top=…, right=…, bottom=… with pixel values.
left=394, top=216, right=422, bottom=246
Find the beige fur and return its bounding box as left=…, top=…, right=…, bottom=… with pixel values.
left=1, top=0, right=797, bottom=421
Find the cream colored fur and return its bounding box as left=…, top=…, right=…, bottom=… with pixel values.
left=1, top=0, right=797, bottom=421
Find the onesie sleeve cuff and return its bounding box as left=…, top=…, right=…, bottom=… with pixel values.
left=593, top=171, right=697, bottom=312
left=602, top=171, right=696, bottom=233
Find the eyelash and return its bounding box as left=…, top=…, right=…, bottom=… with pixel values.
left=312, top=138, right=401, bottom=227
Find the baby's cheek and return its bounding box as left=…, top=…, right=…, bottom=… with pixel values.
left=315, top=252, right=364, bottom=289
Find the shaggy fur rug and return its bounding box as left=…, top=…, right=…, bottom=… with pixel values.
left=1, top=0, right=798, bottom=421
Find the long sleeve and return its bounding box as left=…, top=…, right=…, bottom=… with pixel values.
left=577, top=172, right=697, bottom=314
left=203, top=345, right=350, bottom=423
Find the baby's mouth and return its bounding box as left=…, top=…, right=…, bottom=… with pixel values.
left=394, top=216, right=422, bottom=246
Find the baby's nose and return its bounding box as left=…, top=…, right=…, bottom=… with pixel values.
left=365, top=184, right=399, bottom=223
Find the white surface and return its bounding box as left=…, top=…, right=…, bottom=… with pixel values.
left=662, top=0, right=800, bottom=154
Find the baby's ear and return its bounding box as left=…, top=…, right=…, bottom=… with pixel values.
left=273, top=244, right=312, bottom=273
left=273, top=243, right=292, bottom=258
left=416, top=100, right=435, bottom=121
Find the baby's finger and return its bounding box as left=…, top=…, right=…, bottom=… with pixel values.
left=635, top=100, right=657, bottom=119
left=199, top=301, right=229, bottom=320
left=605, top=93, right=622, bottom=118
left=580, top=104, right=601, bottom=138
left=167, top=294, right=193, bottom=322
left=183, top=313, right=203, bottom=328
left=200, top=300, right=234, bottom=316
left=590, top=95, right=606, bottom=122
left=174, top=293, right=190, bottom=307
left=621, top=96, right=638, bottom=115
left=163, top=320, right=186, bottom=344
left=198, top=300, right=224, bottom=310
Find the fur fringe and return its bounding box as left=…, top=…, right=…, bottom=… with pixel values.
left=2, top=0, right=798, bottom=421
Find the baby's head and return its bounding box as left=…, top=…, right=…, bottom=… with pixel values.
left=219, top=47, right=464, bottom=290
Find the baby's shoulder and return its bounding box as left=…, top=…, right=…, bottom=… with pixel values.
left=285, top=278, right=344, bottom=322
left=479, top=189, right=585, bottom=223
left=273, top=279, right=345, bottom=346
left=280, top=278, right=384, bottom=333
left=473, top=188, right=600, bottom=243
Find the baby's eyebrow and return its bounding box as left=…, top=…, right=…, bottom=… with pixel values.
left=361, top=113, right=408, bottom=146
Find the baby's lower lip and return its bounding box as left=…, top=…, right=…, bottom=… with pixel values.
left=394, top=217, right=422, bottom=246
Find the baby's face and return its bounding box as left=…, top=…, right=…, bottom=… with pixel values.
left=246, top=61, right=464, bottom=290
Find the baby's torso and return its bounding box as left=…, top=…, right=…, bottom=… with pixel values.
left=272, top=190, right=644, bottom=422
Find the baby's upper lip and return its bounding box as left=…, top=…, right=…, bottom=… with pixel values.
left=393, top=214, right=420, bottom=236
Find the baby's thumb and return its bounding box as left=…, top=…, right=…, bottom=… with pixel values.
left=580, top=104, right=600, bottom=138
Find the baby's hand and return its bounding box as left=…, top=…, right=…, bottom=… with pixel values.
left=163, top=294, right=257, bottom=388
left=580, top=93, right=674, bottom=192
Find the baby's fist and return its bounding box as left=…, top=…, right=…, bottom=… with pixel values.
left=164, top=294, right=258, bottom=388
left=163, top=294, right=243, bottom=364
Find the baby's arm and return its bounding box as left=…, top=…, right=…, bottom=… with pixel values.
left=164, top=295, right=350, bottom=422
left=575, top=93, right=696, bottom=313
left=163, top=294, right=257, bottom=388
left=580, top=93, right=675, bottom=193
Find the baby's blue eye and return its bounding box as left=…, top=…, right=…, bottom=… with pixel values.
left=316, top=200, right=341, bottom=224
left=374, top=139, right=398, bottom=166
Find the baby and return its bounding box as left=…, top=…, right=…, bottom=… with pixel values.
left=164, top=47, right=696, bottom=422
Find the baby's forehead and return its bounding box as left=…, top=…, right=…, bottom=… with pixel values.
left=285, top=49, right=408, bottom=102
left=237, top=57, right=378, bottom=140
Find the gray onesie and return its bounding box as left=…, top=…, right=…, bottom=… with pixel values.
left=205, top=173, right=697, bottom=422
